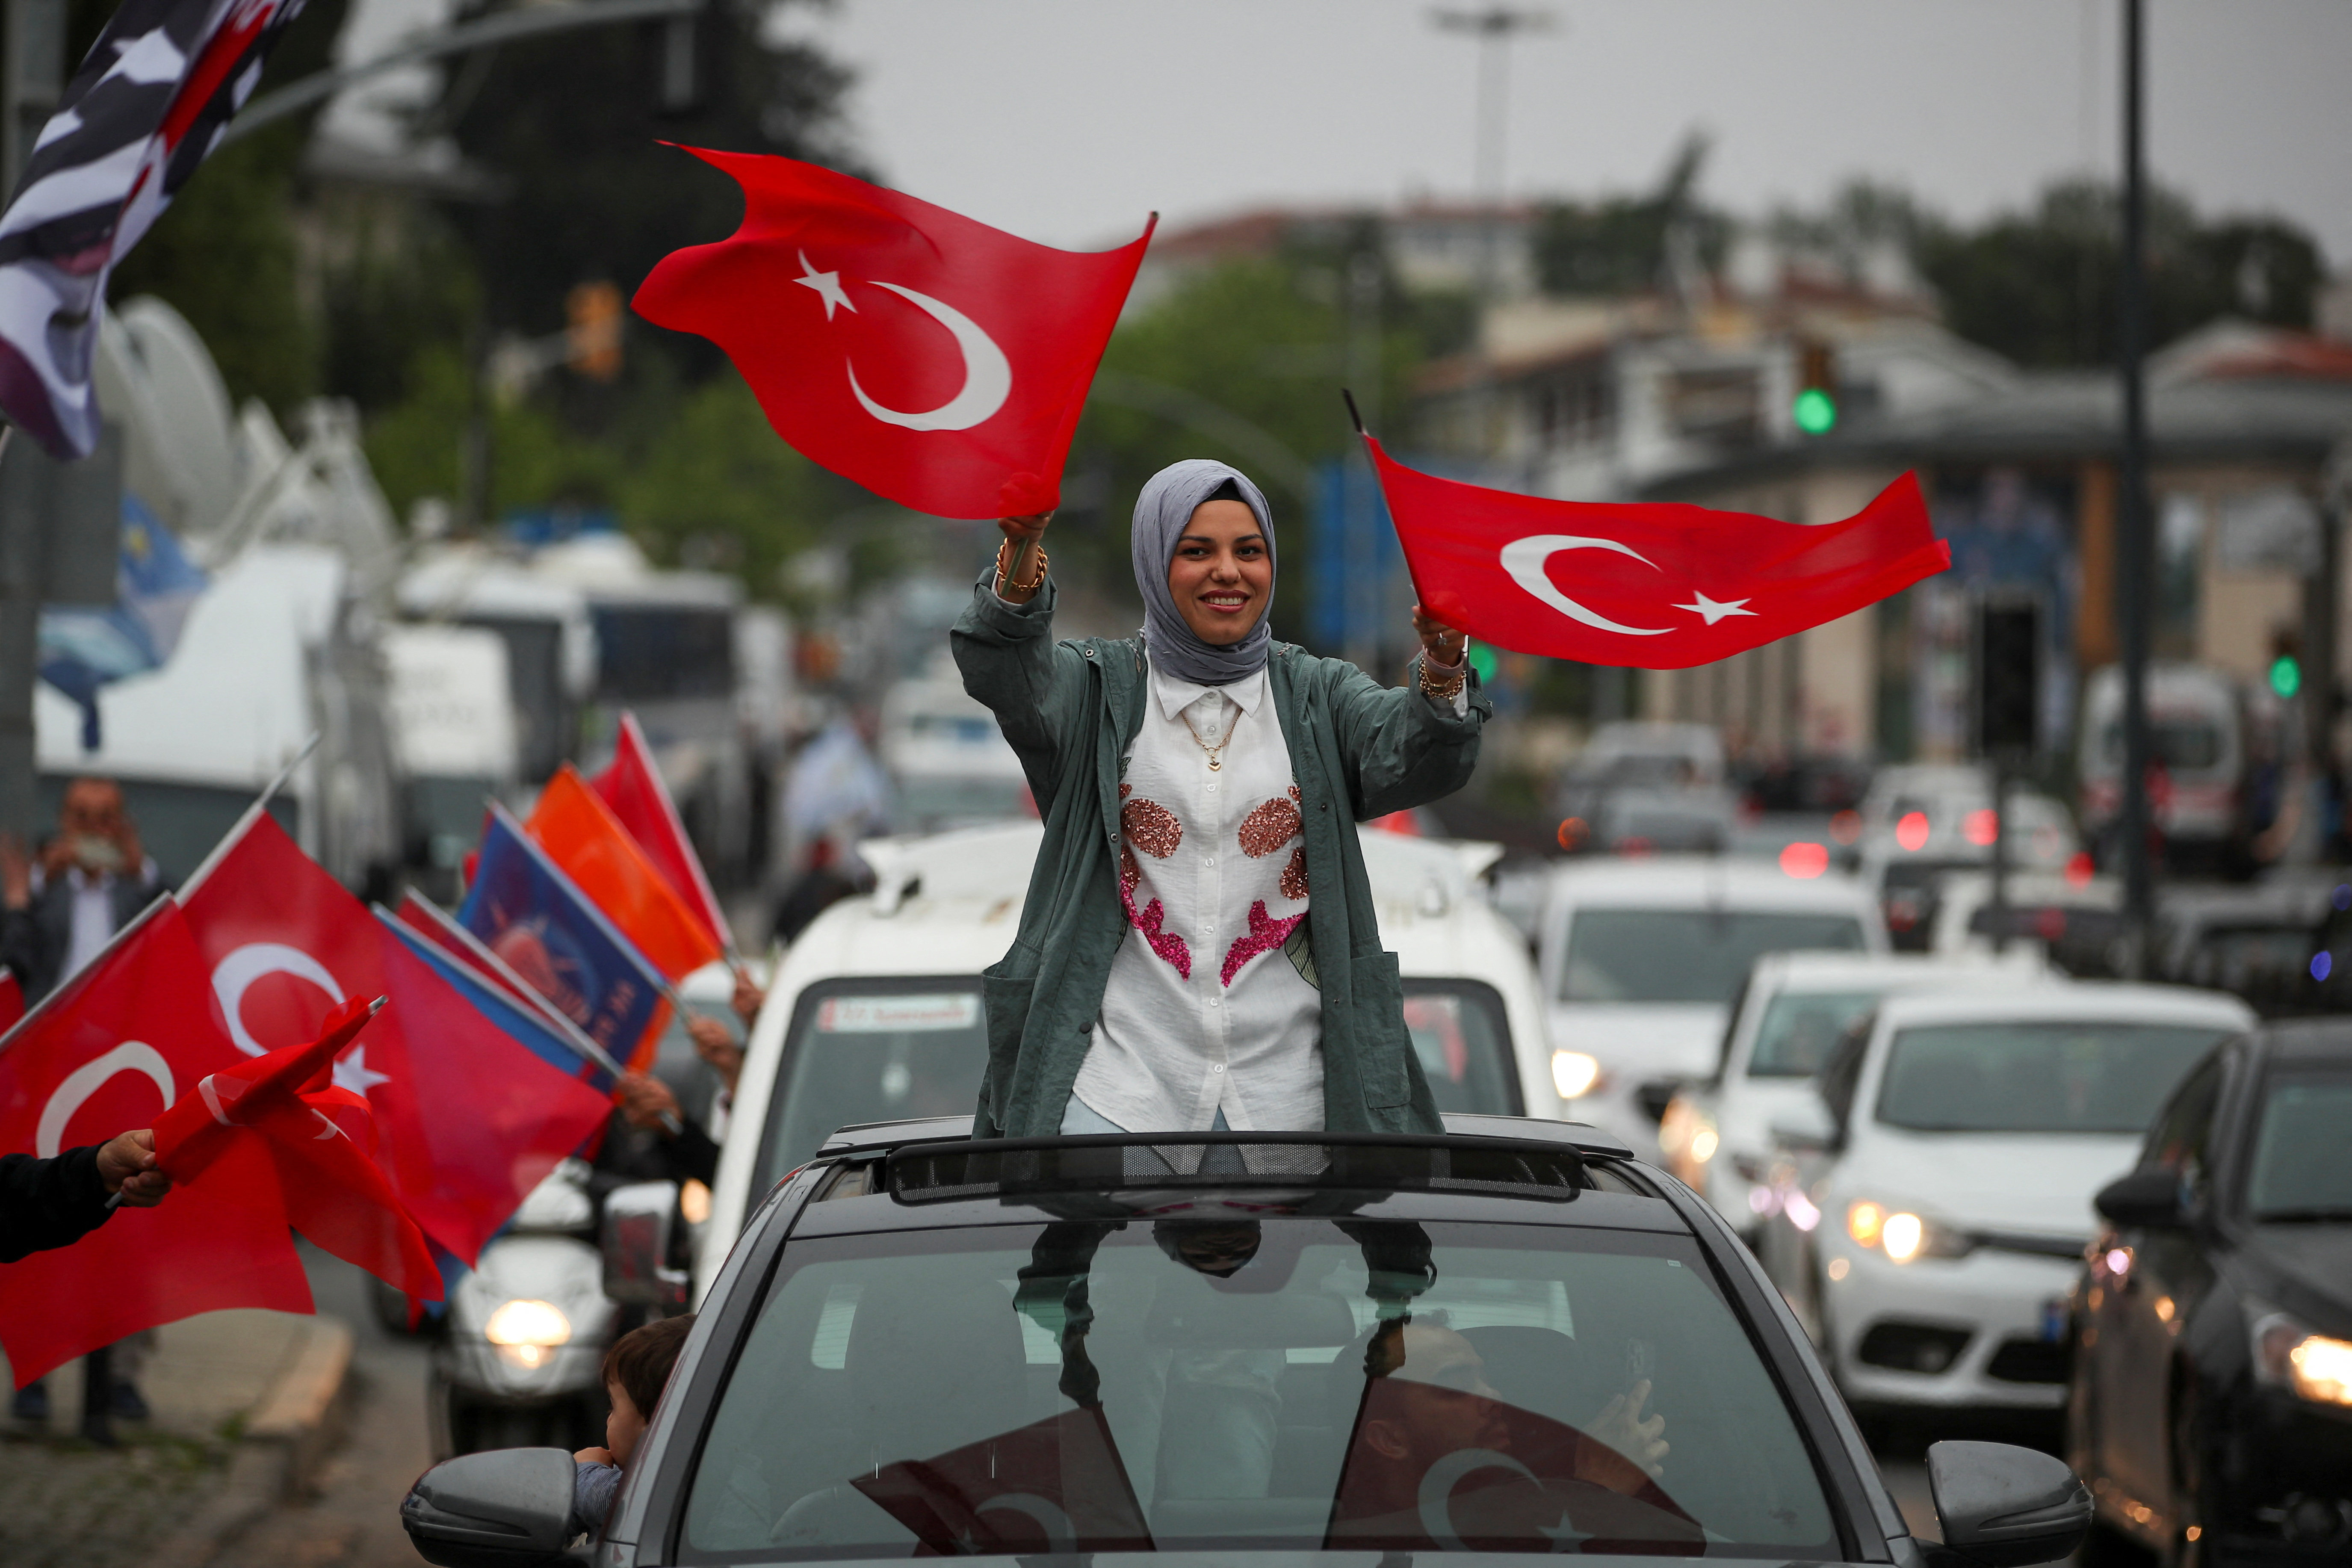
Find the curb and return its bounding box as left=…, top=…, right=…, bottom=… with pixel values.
left=150, top=1317, right=355, bottom=1568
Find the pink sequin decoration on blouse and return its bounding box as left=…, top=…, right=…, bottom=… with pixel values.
left=1117, top=818, right=1191, bottom=978
left=1220, top=899, right=1304, bottom=987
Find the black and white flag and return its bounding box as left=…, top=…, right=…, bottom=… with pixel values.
left=0, top=0, right=305, bottom=459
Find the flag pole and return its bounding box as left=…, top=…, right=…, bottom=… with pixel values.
left=1339, top=388, right=1433, bottom=617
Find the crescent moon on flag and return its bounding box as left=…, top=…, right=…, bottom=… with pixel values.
left=1417, top=1446, right=1543, bottom=1551
left=1498, top=534, right=1673, bottom=636
left=846, top=282, right=1013, bottom=432
left=37, top=1041, right=173, bottom=1158
left=212, top=942, right=346, bottom=1058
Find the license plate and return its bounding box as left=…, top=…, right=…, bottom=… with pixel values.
left=2040, top=1297, right=2067, bottom=1343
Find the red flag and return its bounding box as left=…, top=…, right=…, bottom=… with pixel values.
left=853, top=1407, right=1154, bottom=1555
left=0, top=902, right=312, bottom=1386
left=633, top=149, right=1154, bottom=520
left=527, top=765, right=724, bottom=983
left=1367, top=437, right=1949, bottom=668
left=151, top=997, right=442, bottom=1301
left=180, top=809, right=615, bottom=1266
left=591, top=712, right=731, bottom=954
left=1324, top=1374, right=1702, bottom=1553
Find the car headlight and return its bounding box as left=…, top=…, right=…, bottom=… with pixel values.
left=484, top=1298, right=572, bottom=1369
left=1846, top=1200, right=1971, bottom=1263
left=2252, top=1305, right=2352, bottom=1408
left=1551, top=1050, right=1602, bottom=1100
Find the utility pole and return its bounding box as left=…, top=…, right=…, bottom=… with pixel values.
left=1432, top=6, right=1551, bottom=454
left=2116, top=0, right=2154, bottom=972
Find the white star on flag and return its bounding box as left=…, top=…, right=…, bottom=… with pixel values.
left=1675, top=591, right=1757, bottom=626
left=333, top=1045, right=391, bottom=1097
left=792, top=251, right=855, bottom=320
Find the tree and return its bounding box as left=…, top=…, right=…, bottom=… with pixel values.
left=1531, top=130, right=1729, bottom=298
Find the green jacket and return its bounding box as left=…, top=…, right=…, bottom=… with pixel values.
left=951, top=578, right=1492, bottom=1139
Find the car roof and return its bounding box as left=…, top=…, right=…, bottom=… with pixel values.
left=2251, top=1018, right=2352, bottom=1068
left=1870, top=981, right=2254, bottom=1033
left=1749, top=950, right=2043, bottom=990
left=1544, top=855, right=1878, bottom=912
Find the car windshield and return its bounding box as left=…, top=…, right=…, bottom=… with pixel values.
left=1876, top=1021, right=2233, bottom=1134
left=1560, top=910, right=1866, bottom=1004
left=682, top=1219, right=1837, bottom=1559
left=2244, top=1070, right=2352, bottom=1221
left=1748, top=990, right=1885, bottom=1077
left=758, top=980, right=1525, bottom=1193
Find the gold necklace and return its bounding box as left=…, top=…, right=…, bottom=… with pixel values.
left=1179, top=709, right=1232, bottom=771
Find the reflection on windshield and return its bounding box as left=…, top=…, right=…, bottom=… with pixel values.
left=1749, top=991, right=1883, bottom=1078
left=1561, top=910, right=1866, bottom=1004
left=1877, top=1022, right=2230, bottom=1134
left=2247, top=1073, right=2352, bottom=1220
left=684, top=1220, right=1834, bottom=1557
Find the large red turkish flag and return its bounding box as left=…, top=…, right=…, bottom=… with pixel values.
left=0, top=901, right=313, bottom=1386
left=180, top=810, right=614, bottom=1266
left=151, top=996, right=441, bottom=1301
left=634, top=149, right=1153, bottom=520
left=1368, top=437, right=1948, bottom=668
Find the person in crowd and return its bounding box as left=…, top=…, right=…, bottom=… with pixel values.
left=0, top=1129, right=172, bottom=1262
left=1, top=777, right=170, bottom=1003
left=3, top=777, right=171, bottom=1426
left=571, top=1314, right=696, bottom=1540
left=952, top=459, right=1485, bottom=1147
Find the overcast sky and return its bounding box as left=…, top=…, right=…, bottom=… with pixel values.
left=756, top=0, right=2352, bottom=263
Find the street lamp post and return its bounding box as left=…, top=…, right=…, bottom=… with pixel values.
left=2116, top=0, right=2154, bottom=969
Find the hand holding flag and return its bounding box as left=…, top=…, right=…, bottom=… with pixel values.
left=1361, top=426, right=1948, bottom=668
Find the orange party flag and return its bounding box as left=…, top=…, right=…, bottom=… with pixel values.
left=525, top=766, right=725, bottom=982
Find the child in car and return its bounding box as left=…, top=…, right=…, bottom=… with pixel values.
left=572, top=1315, right=697, bottom=1540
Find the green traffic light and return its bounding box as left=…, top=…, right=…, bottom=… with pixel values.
left=2272, top=656, right=2302, bottom=698
left=1469, top=644, right=1498, bottom=683
left=1793, top=387, right=1838, bottom=435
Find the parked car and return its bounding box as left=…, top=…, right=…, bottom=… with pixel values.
left=1536, top=858, right=1887, bottom=1154
left=404, top=1113, right=2093, bottom=1568
left=2068, top=1019, right=2352, bottom=1565
left=701, top=820, right=1563, bottom=1289
left=1659, top=950, right=2052, bottom=1237
left=1761, top=983, right=2254, bottom=1419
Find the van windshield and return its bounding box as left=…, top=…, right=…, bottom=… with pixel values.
left=1876, top=1021, right=2232, bottom=1134
left=1560, top=911, right=1866, bottom=1005
left=756, top=979, right=1524, bottom=1193
left=682, top=1220, right=1836, bottom=1559
left=2098, top=718, right=2223, bottom=771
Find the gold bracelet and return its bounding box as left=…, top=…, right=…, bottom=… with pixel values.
left=996, top=540, right=1049, bottom=595
left=1419, top=652, right=1467, bottom=702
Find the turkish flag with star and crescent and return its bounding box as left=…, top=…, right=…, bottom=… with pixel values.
left=634, top=149, right=1155, bottom=520
left=0, top=899, right=313, bottom=1386
left=1367, top=437, right=1949, bottom=668
left=180, top=809, right=615, bottom=1266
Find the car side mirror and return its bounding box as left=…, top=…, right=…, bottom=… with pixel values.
left=2094, top=1167, right=2188, bottom=1228
left=401, top=1447, right=582, bottom=1567
left=1770, top=1093, right=1837, bottom=1153
left=602, top=1179, right=689, bottom=1309
left=1926, top=1440, right=2091, bottom=1567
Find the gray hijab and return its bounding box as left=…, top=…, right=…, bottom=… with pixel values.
left=1131, top=458, right=1274, bottom=686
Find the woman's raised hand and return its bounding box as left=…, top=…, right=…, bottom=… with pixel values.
left=1412, top=603, right=1468, bottom=669
left=995, top=507, right=1055, bottom=602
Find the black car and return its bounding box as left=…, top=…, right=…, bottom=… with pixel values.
left=2069, top=1021, right=2352, bottom=1564
left=404, top=1114, right=2089, bottom=1568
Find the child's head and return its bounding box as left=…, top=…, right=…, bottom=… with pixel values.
left=600, top=1314, right=695, bottom=1468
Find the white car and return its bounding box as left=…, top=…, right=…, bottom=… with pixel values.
left=1658, top=950, right=2052, bottom=1235
left=1761, top=983, right=2254, bottom=1414
left=1535, top=857, right=1887, bottom=1155
left=701, top=821, right=1560, bottom=1294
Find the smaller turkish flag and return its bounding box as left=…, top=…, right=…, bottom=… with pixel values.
left=852, top=1406, right=1154, bottom=1555
left=152, top=996, right=442, bottom=1301
left=1324, top=1374, right=1702, bottom=1554
left=591, top=712, right=731, bottom=954
left=0, top=901, right=313, bottom=1386
left=1368, top=437, right=1949, bottom=668
left=634, top=149, right=1153, bottom=520
left=528, top=765, right=723, bottom=982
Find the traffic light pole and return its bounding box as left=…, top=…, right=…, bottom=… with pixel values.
left=2116, top=0, right=2155, bottom=972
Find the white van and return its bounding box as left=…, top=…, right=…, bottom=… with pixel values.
left=2077, top=663, right=2249, bottom=867
left=697, top=821, right=1558, bottom=1294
